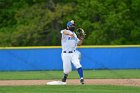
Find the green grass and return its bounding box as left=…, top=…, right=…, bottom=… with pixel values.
left=0, top=85, right=140, bottom=93
left=0, top=69, right=140, bottom=80
left=0, top=70, right=140, bottom=93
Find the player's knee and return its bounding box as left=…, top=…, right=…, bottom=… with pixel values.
left=64, top=70, right=71, bottom=74
left=75, top=64, right=82, bottom=69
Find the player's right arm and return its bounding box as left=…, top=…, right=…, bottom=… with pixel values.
left=61, top=30, right=74, bottom=37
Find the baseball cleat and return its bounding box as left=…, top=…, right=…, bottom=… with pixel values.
left=62, top=78, right=66, bottom=82
left=80, top=79, right=84, bottom=84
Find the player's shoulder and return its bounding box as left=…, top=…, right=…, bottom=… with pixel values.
left=61, top=29, right=68, bottom=32
left=61, top=29, right=71, bottom=34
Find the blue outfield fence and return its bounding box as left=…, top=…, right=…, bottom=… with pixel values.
left=0, top=45, right=140, bottom=71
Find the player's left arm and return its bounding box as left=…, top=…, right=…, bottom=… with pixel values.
left=77, top=38, right=84, bottom=46
left=75, top=28, right=86, bottom=46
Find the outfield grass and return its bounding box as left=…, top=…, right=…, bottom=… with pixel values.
left=0, top=85, right=140, bottom=93
left=0, top=70, right=140, bottom=80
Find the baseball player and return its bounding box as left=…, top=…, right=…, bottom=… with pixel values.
left=60, top=20, right=84, bottom=84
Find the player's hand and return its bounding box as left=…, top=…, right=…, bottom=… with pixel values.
left=75, top=28, right=86, bottom=40
left=79, top=37, right=84, bottom=40
left=69, top=34, right=74, bottom=37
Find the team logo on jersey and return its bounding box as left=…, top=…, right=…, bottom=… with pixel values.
left=68, top=36, right=76, bottom=40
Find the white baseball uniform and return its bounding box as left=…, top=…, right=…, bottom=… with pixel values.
left=61, top=29, right=82, bottom=74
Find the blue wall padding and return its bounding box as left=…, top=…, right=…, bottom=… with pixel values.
left=0, top=47, right=139, bottom=71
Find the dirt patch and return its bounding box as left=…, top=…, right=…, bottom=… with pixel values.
left=0, top=79, right=140, bottom=87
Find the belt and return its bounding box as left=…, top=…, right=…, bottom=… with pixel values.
left=63, top=50, right=75, bottom=53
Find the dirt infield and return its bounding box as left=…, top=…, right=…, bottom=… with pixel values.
left=0, top=79, right=140, bottom=87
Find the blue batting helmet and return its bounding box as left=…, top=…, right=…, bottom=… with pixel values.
left=67, top=20, right=75, bottom=27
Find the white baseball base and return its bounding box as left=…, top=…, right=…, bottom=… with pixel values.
left=47, top=81, right=67, bottom=85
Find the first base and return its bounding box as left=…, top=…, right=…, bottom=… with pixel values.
left=47, top=81, right=67, bottom=85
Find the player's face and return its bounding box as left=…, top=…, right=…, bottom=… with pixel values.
left=68, top=26, right=75, bottom=31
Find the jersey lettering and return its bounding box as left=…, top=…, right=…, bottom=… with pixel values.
left=68, top=37, right=76, bottom=40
